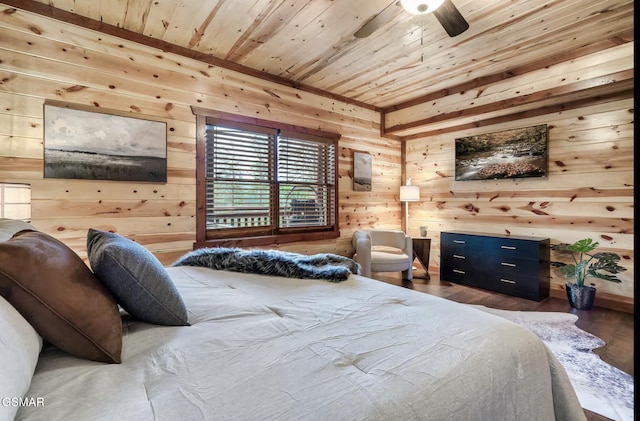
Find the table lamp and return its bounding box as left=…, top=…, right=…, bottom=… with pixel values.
left=399, top=178, right=420, bottom=235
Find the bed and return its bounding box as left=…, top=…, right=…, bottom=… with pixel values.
left=0, top=220, right=586, bottom=421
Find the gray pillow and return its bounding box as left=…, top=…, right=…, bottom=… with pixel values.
left=87, top=229, right=189, bottom=326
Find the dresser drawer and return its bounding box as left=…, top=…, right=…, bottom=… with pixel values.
left=441, top=233, right=484, bottom=253
left=488, top=274, right=545, bottom=301
left=486, top=237, right=542, bottom=258
left=439, top=263, right=472, bottom=284
left=441, top=250, right=472, bottom=264
left=491, top=255, right=540, bottom=277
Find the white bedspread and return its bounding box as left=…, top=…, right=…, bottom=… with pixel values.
left=17, top=267, right=586, bottom=421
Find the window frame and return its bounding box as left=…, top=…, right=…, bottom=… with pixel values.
left=192, top=107, right=340, bottom=248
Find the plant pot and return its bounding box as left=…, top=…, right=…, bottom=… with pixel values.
left=565, top=283, right=596, bottom=310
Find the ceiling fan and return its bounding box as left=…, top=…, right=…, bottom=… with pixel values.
left=354, top=0, right=469, bottom=38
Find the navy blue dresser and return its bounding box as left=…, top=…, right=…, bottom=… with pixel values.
left=440, top=231, right=550, bottom=301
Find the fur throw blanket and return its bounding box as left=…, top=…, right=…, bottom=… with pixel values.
left=172, top=247, right=360, bottom=282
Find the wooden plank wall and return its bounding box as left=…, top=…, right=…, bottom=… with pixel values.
left=405, top=98, right=634, bottom=311
left=0, top=4, right=633, bottom=311
left=0, top=6, right=401, bottom=265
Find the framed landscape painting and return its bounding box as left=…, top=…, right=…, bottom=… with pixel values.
left=44, top=103, right=167, bottom=183
left=454, top=124, right=548, bottom=181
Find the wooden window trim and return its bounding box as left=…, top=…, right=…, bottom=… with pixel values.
left=191, top=107, right=341, bottom=141
left=192, top=107, right=340, bottom=249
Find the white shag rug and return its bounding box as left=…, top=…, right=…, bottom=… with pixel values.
left=471, top=305, right=634, bottom=421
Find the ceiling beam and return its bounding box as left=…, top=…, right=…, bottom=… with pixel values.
left=385, top=72, right=634, bottom=134
left=380, top=30, right=634, bottom=114
left=399, top=88, right=634, bottom=141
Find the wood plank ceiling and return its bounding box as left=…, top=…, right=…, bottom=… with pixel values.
left=10, top=0, right=635, bottom=139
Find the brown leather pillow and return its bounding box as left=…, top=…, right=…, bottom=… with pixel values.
left=0, top=230, right=122, bottom=363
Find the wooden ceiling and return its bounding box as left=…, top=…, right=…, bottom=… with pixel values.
left=9, top=0, right=635, bottom=138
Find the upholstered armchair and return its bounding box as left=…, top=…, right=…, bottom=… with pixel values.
left=352, top=229, right=413, bottom=280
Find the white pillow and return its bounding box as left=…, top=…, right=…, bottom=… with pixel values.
left=0, top=296, right=42, bottom=421
left=0, top=218, right=36, bottom=242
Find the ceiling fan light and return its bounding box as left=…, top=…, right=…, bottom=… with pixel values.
left=400, top=0, right=445, bottom=15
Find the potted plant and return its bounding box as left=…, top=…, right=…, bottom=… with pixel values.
left=551, top=238, right=626, bottom=310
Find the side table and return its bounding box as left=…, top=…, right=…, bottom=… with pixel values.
left=412, top=237, right=431, bottom=279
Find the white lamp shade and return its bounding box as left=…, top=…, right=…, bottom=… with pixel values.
left=400, top=185, right=420, bottom=202
left=0, top=183, right=31, bottom=221
left=400, top=0, right=445, bottom=15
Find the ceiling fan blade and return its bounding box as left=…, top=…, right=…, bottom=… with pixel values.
left=433, top=0, right=469, bottom=37
left=354, top=1, right=400, bottom=38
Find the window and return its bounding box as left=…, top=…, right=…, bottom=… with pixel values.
left=192, top=108, right=340, bottom=247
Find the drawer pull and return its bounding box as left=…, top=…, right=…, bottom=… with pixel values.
left=453, top=240, right=466, bottom=244
left=453, top=269, right=466, bottom=274
left=501, top=262, right=516, bottom=267
left=501, top=245, right=517, bottom=250
left=453, top=254, right=466, bottom=259
left=499, top=278, right=516, bottom=284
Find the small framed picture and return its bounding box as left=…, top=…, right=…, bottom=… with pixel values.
left=353, top=151, right=372, bottom=191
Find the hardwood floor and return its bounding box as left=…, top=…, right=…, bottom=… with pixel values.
left=371, top=269, right=634, bottom=421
